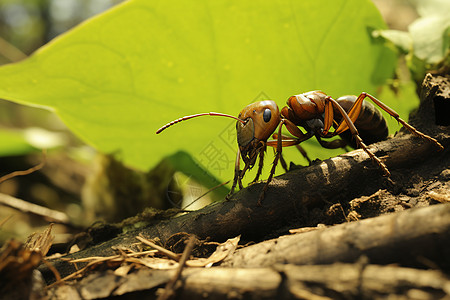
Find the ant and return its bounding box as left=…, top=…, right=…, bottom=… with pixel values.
left=157, top=91, right=444, bottom=205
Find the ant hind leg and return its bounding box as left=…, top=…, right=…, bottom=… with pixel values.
left=351, top=93, right=444, bottom=151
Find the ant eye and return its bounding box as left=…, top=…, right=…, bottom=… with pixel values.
left=263, top=109, right=271, bottom=122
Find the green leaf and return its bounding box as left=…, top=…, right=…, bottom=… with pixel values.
left=376, top=0, right=450, bottom=65
left=0, top=0, right=396, bottom=189
left=373, top=29, right=412, bottom=54
left=410, top=17, right=450, bottom=64
left=413, top=0, right=450, bottom=63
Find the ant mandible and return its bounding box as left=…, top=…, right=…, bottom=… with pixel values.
left=157, top=91, right=444, bottom=205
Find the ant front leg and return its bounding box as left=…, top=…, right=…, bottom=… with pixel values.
left=272, top=133, right=313, bottom=165
left=258, top=119, right=304, bottom=204
left=279, top=152, right=289, bottom=172
left=226, top=149, right=242, bottom=200
left=227, top=150, right=256, bottom=200
left=257, top=121, right=284, bottom=205
left=258, top=119, right=314, bottom=205
left=251, top=147, right=265, bottom=184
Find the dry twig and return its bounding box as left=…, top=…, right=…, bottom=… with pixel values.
left=0, top=149, right=46, bottom=184
left=157, top=236, right=196, bottom=300
left=136, top=235, right=180, bottom=261
left=0, top=193, right=70, bottom=224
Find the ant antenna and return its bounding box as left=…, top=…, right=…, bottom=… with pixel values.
left=156, top=112, right=245, bottom=134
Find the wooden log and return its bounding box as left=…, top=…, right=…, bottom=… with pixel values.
left=221, top=203, right=450, bottom=270
left=46, top=263, right=450, bottom=299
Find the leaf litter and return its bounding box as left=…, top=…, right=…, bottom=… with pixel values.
left=48, top=233, right=240, bottom=289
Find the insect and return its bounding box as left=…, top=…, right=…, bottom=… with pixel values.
left=157, top=91, right=444, bottom=204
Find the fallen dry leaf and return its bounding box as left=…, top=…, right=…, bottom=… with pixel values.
left=186, top=236, right=240, bottom=267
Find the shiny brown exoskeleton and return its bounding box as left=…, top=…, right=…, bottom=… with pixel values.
left=157, top=91, right=444, bottom=204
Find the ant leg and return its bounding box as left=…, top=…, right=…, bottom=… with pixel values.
left=258, top=120, right=286, bottom=205
left=271, top=132, right=313, bottom=165
left=226, top=149, right=241, bottom=200
left=267, top=119, right=314, bottom=149
left=238, top=167, right=247, bottom=190
left=279, top=152, right=289, bottom=172
left=315, top=135, right=348, bottom=150
left=322, top=99, right=335, bottom=135
left=294, top=144, right=312, bottom=165
left=324, top=97, right=391, bottom=176
left=251, top=149, right=265, bottom=183
left=333, top=93, right=443, bottom=150
left=354, top=135, right=390, bottom=176
left=258, top=119, right=314, bottom=204
left=323, top=96, right=360, bottom=135
left=359, top=93, right=444, bottom=150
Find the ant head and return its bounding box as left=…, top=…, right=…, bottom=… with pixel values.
left=236, top=100, right=280, bottom=147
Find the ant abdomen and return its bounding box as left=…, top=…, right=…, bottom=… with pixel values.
left=334, top=95, right=389, bottom=148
